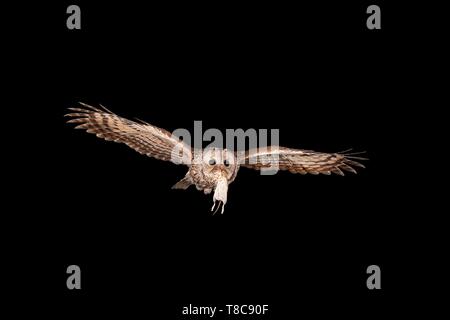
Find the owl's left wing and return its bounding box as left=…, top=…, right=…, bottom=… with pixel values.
left=65, top=103, right=192, bottom=165
left=239, top=146, right=366, bottom=175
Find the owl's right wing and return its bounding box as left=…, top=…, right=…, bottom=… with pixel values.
left=65, top=103, right=192, bottom=165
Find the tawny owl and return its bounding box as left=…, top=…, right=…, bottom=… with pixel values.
left=66, top=103, right=366, bottom=213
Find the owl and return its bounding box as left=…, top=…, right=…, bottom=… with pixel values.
left=66, top=103, right=366, bottom=213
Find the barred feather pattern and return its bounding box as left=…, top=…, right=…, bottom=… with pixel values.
left=240, top=147, right=365, bottom=176
left=65, top=103, right=192, bottom=165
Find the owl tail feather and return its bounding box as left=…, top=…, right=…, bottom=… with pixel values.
left=172, top=176, right=192, bottom=190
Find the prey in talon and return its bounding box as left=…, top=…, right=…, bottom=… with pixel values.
left=66, top=103, right=366, bottom=214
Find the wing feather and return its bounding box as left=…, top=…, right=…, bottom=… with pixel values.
left=240, top=146, right=366, bottom=175
left=65, top=103, right=192, bottom=165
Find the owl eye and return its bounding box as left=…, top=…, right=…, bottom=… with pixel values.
left=224, top=159, right=230, bottom=167
left=208, top=159, right=216, bottom=166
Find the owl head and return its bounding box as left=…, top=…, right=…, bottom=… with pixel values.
left=201, top=147, right=238, bottom=181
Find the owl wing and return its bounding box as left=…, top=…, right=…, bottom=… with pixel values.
left=65, top=103, right=192, bottom=165
left=239, top=146, right=366, bottom=175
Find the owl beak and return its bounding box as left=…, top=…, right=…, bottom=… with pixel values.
left=211, top=176, right=228, bottom=214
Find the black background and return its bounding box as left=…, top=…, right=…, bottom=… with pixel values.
left=6, top=1, right=445, bottom=318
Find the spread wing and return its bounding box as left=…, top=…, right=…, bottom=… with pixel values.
left=240, top=146, right=366, bottom=175
left=65, top=103, right=192, bottom=165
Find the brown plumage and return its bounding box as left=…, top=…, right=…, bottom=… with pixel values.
left=66, top=103, right=366, bottom=213
left=241, top=146, right=365, bottom=176
left=65, top=103, right=191, bottom=164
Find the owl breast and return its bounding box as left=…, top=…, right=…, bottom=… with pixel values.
left=189, top=164, right=216, bottom=190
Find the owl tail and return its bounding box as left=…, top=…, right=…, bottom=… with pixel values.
left=172, top=175, right=192, bottom=190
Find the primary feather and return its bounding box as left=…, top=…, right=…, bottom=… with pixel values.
left=65, top=103, right=192, bottom=165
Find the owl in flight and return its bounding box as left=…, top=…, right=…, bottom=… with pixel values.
left=66, top=103, right=366, bottom=213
